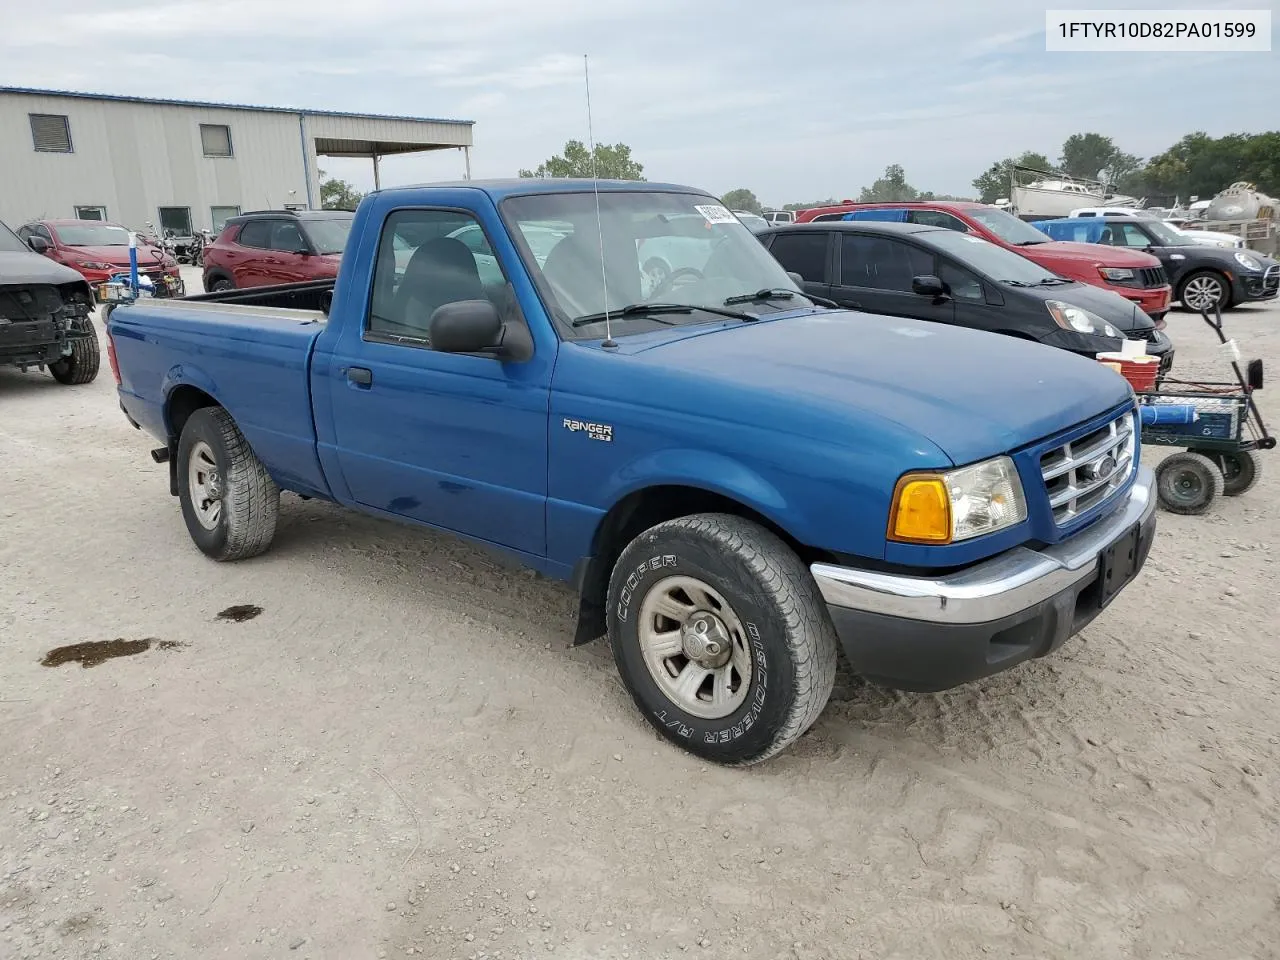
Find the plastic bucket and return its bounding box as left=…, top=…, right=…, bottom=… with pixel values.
left=1097, top=352, right=1160, bottom=392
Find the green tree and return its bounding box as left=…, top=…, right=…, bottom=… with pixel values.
left=971, top=152, right=1053, bottom=204
left=782, top=198, right=837, bottom=211
left=318, top=169, right=364, bottom=211
left=1141, top=132, right=1280, bottom=199
left=1060, top=133, right=1121, bottom=180
left=518, top=140, right=645, bottom=180
left=720, top=188, right=762, bottom=214
left=858, top=164, right=921, bottom=202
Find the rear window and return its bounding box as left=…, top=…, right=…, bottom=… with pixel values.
left=238, top=221, right=272, bottom=248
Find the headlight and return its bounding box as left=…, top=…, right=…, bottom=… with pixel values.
left=1234, top=252, right=1261, bottom=271
left=1099, top=267, right=1134, bottom=282
left=888, top=456, right=1028, bottom=544
left=1046, top=300, right=1119, bottom=338
left=77, top=260, right=112, bottom=270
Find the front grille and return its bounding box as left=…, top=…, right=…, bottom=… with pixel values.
left=1138, top=266, right=1168, bottom=288
left=1039, top=410, right=1136, bottom=526
left=1264, top=265, right=1279, bottom=295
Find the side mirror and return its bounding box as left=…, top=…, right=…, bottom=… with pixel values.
left=786, top=271, right=805, bottom=288
left=430, top=299, right=504, bottom=354
left=28, top=236, right=49, bottom=253
left=912, top=274, right=946, bottom=297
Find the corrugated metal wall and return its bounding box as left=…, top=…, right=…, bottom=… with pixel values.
left=0, top=92, right=471, bottom=233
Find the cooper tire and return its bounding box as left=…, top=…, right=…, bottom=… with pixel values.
left=606, top=513, right=838, bottom=765
left=49, top=317, right=101, bottom=385
left=1155, top=451, right=1223, bottom=515
left=177, top=407, right=279, bottom=561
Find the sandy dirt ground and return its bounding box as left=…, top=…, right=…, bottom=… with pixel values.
left=2, top=270, right=1278, bottom=960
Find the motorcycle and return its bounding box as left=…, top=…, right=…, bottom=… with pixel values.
left=189, top=229, right=213, bottom=267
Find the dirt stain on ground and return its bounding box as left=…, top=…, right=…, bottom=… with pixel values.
left=41, top=639, right=186, bottom=669
left=217, top=604, right=263, bottom=622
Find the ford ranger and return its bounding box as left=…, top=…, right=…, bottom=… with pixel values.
left=106, top=179, right=1157, bottom=766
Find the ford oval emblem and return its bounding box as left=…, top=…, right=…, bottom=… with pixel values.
left=1083, top=455, right=1117, bottom=482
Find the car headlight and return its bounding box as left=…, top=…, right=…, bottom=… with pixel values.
left=1046, top=300, right=1119, bottom=338
left=76, top=260, right=112, bottom=270
left=1099, top=267, right=1134, bottom=282
left=888, top=456, right=1028, bottom=544
left=1234, top=252, right=1261, bottom=271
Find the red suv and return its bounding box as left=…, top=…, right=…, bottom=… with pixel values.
left=16, top=219, right=182, bottom=299
left=202, top=210, right=354, bottom=291
left=797, top=202, right=1172, bottom=321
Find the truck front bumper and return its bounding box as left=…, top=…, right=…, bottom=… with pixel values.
left=810, top=466, right=1157, bottom=692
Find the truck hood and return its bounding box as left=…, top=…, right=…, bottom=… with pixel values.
left=623, top=310, right=1133, bottom=465
left=1021, top=240, right=1161, bottom=268
left=0, top=249, right=89, bottom=286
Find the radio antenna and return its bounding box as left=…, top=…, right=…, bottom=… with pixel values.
left=584, top=54, right=616, bottom=349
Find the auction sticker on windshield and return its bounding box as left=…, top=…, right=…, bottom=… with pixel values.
left=694, top=204, right=738, bottom=225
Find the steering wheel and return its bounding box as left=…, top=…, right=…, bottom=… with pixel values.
left=650, top=266, right=704, bottom=300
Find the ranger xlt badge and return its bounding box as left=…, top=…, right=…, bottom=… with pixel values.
left=563, top=418, right=614, bottom=442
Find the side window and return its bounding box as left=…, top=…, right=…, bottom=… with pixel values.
left=939, top=261, right=984, bottom=300
left=840, top=235, right=933, bottom=291
left=270, top=221, right=307, bottom=253
left=238, top=221, right=272, bottom=248
left=16, top=225, right=31, bottom=241
left=368, top=209, right=508, bottom=345
left=907, top=210, right=967, bottom=232
left=1118, top=223, right=1151, bottom=247
left=768, top=232, right=828, bottom=283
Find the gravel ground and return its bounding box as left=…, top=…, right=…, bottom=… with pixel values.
left=2, top=270, right=1278, bottom=960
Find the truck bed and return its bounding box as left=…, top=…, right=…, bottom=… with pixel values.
left=109, top=296, right=331, bottom=497
left=183, top=279, right=335, bottom=313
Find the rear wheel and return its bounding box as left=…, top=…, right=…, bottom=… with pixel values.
left=208, top=276, right=234, bottom=293
left=177, top=407, right=279, bottom=560
left=606, top=513, right=838, bottom=765
left=49, top=317, right=100, bottom=385
left=1155, top=451, right=1223, bottom=514
left=1192, top=448, right=1262, bottom=497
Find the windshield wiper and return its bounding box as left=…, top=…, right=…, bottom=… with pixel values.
left=1033, top=277, right=1074, bottom=285
left=1001, top=280, right=1035, bottom=287
left=724, top=287, right=840, bottom=309
left=570, top=302, right=755, bottom=328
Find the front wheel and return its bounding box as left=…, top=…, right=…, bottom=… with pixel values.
left=1178, top=270, right=1231, bottom=313
left=49, top=317, right=101, bottom=385
left=1155, top=451, right=1223, bottom=515
left=177, top=407, right=280, bottom=561
left=606, top=513, right=838, bottom=765
left=208, top=276, right=234, bottom=293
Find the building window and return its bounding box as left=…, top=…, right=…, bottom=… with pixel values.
left=200, top=124, right=233, bottom=157
left=30, top=113, right=73, bottom=153
left=158, top=207, right=193, bottom=237
left=210, top=206, right=241, bottom=232
left=75, top=206, right=108, bottom=221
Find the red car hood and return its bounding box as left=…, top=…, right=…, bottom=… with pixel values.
left=64, top=245, right=168, bottom=266
left=1021, top=240, right=1161, bottom=268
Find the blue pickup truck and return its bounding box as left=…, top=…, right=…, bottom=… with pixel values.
left=106, top=179, right=1157, bottom=765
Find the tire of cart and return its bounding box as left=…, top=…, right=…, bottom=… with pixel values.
left=1154, top=451, right=1224, bottom=515
left=1189, top=447, right=1262, bottom=498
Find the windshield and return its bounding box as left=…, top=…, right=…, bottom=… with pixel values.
left=502, top=191, right=812, bottom=338
left=55, top=223, right=130, bottom=246
left=927, top=231, right=1062, bottom=285
left=0, top=220, right=28, bottom=253
left=301, top=217, right=353, bottom=254
left=967, top=208, right=1053, bottom=245
left=1144, top=220, right=1196, bottom=246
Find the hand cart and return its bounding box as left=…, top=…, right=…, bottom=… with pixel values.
left=1135, top=304, right=1272, bottom=515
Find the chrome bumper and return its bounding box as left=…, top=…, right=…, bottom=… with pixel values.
left=810, top=466, right=1156, bottom=625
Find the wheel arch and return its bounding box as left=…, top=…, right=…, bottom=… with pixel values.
left=162, top=379, right=223, bottom=496
left=569, top=482, right=823, bottom=647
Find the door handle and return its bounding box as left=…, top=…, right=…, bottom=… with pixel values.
left=347, top=366, right=373, bottom=386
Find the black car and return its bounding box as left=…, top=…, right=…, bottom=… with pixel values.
left=0, top=218, right=99, bottom=384
left=758, top=221, right=1174, bottom=370
left=1036, top=216, right=1280, bottom=312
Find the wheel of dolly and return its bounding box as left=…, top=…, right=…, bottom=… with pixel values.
left=606, top=513, right=838, bottom=765
left=1155, top=451, right=1224, bottom=515
left=1192, top=447, right=1262, bottom=497
left=177, top=406, right=280, bottom=561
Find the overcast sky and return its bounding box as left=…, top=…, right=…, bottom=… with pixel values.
left=2, top=0, right=1272, bottom=206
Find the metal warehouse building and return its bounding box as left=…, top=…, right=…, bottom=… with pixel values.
left=0, top=86, right=474, bottom=236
